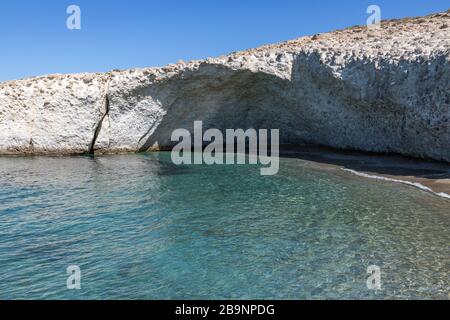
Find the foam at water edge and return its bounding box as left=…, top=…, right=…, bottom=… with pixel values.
left=342, top=168, right=450, bottom=200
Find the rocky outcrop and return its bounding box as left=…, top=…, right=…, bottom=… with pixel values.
left=1, top=11, right=449, bottom=160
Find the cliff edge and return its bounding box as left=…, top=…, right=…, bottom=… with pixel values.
left=1, top=10, right=449, bottom=161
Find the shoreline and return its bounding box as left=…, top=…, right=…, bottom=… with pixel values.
left=342, top=168, right=450, bottom=200
left=280, top=146, right=450, bottom=200
left=2, top=145, right=450, bottom=200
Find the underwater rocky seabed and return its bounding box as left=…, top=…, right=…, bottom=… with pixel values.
left=0, top=152, right=448, bottom=299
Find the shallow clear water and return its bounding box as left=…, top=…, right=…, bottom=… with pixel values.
left=0, top=153, right=448, bottom=299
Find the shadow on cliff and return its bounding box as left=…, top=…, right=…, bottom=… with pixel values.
left=134, top=62, right=300, bottom=152
left=280, top=145, right=450, bottom=179
left=120, top=52, right=449, bottom=167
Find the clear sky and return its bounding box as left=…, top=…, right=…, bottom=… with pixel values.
left=0, top=0, right=448, bottom=81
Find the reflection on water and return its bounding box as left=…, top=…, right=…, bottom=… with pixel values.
left=0, top=153, right=448, bottom=299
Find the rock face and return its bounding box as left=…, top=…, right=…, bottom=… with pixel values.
left=1, top=11, right=449, bottom=161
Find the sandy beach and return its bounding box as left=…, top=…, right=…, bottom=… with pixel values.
left=280, top=145, right=450, bottom=198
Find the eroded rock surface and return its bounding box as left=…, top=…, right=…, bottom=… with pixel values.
left=1, top=11, right=449, bottom=160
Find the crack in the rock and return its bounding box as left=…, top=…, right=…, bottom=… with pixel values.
left=88, top=77, right=111, bottom=156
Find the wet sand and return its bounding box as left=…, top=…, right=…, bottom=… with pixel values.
left=280, top=146, right=450, bottom=198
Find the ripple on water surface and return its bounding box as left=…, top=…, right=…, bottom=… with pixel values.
left=0, top=153, right=448, bottom=299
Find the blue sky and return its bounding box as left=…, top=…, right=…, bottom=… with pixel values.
left=0, top=0, right=448, bottom=81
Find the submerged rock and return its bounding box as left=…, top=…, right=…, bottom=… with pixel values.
left=0, top=11, right=449, bottom=161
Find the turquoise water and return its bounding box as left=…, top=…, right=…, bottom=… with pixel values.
left=0, top=153, right=448, bottom=299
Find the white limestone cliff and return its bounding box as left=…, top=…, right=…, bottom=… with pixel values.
left=0, top=11, right=449, bottom=161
